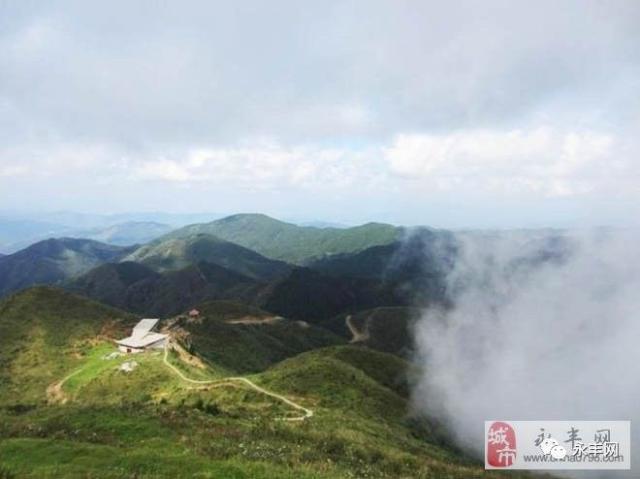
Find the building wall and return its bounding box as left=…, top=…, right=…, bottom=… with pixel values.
left=148, top=338, right=166, bottom=349
left=118, top=345, right=144, bottom=354
left=118, top=337, right=166, bottom=353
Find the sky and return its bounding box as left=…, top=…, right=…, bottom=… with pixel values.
left=1, top=0, right=639, bottom=228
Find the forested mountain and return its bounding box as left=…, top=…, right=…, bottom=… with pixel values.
left=161, top=213, right=401, bottom=265
left=0, top=238, right=133, bottom=297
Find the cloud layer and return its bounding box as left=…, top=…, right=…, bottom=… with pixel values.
left=412, top=230, right=640, bottom=477
left=1, top=1, right=639, bottom=225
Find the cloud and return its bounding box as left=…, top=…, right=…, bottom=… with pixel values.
left=0, top=124, right=633, bottom=219
left=0, top=1, right=638, bottom=225
left=412, top=230, right=640, bottom=477
left=130, top=143, right=384, bottom=191
left=1, top=0, right=638, bottom=145
left=384, top=128, right=626, bottom=197
left=0, top=164, right=29, bottom=177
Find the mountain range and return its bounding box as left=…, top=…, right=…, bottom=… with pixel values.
left=161, top=213, right=401, bottom=264
left=72, top=221, right=174, bottom=246
left=66, top=260, right=260, bottom=317
left=0, top=214, right=435, bottom=320
left=0, top=238, right=133, bottom=298
left=0, top=213, right=563, bottom=478
left=0, top=218, right=174, bottom=253
left=123, top=232, right=291, bottom=280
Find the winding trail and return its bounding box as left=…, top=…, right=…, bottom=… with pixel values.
left=345, top=314, right=369, bottom=343
left=46, top=366, right=86, bottom=404
left=47, top=342, right=313, bottom=421
left=162, top=343, right=313, bottom=421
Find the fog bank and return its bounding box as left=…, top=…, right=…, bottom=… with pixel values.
left=412, top=230, right=640, bottom=477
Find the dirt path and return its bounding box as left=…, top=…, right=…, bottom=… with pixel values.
left=346, top=314, right=369, bottom=343
left=47, top=342, right=313, bottom=421
left=163, top=343, right=313, bottom=421
left=226, top=316, right=283, bottom=325
left=46, top=366, right=86, bottom=404
left=172, top=341, right=207, bottom=369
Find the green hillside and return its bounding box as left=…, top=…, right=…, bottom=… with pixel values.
left=310, top=229, right=455, bottom=307
left=124, top=233, right=291, bottom=280
left=0, top=288, right=543, bottom=478
left=0, top=287, right=134, bottom=405
left=256, top=267, right=402, bottom=323
left=0, top=238, right=133, bottom=298
left=177, top=300, right=345, bottom=373
left=324, top=306, right=421, bottom=356
left=67, top=261, right=260, bottom=317
left=65, top=261, right=159, bottom=309
left=162, top=213, right=401, bottom=265
left=69, top=261, right=406, bottom=322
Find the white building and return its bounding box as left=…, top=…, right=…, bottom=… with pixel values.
left=116, top=318, right=167, bottom=353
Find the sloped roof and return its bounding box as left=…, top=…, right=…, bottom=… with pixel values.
left=132, top=318, right=159, bottom=338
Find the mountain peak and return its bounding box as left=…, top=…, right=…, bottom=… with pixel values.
left=214, top=213, right=291, bottom=226
left=162, top=214, right=400, bottom=265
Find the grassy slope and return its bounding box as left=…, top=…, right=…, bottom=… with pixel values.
left=0, top=287, right=134, bottom=405
left=0, top=289, right=542, bottom=478
left=163, top=214, right=401, bottom=265
left=0, top=343, right=541, bottom=478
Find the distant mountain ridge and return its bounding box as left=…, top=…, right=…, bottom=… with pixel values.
left=0, top=217, right=455, bottom=320
left=0, top=218, right=174, bottom=252
left=161, top=213, right=401, bottom=265
left=0, top=238, right=134, bottom=298
left=0, top=217, right=71, bottom=253
left=70, top=221, right=173, bottom=246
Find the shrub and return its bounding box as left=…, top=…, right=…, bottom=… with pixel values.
left=0, top=465, right=15, bottom=479
left=203, top=402, right=221, bottom=416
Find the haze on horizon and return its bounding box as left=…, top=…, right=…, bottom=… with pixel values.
left=1, top=1, right=639, bottom=229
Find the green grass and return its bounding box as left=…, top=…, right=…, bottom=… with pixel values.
left=70, top=350, right=181, bottom=405
left=0, top=341, right=547, bottom=478
left=0, top=288, right=548, bottom=478
left=0, top=436, right=328, bottom=479
left=0, top=287, right=134, bottom=406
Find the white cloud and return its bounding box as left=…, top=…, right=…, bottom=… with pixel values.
left=0, top=1, right=638, bottom=225
left=0, top=164, right=29, bottom=177
left=384, top=128, right=620, bottom=197
left=130, top=144, right=384, bottom=192
left=0, top=126, right=629, bottom=203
